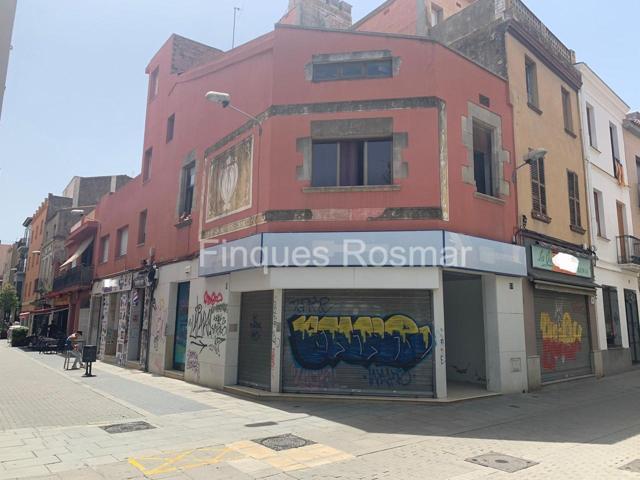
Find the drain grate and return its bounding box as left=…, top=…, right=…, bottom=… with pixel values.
left=245, top=421, right=278, bottom=428
left=621, top=460, right=640, bottom=473
left=466, top=452, right=538, bottom=473
left=100, top=421, right=156, bottom=434
left=255, top=433, right=315, bottom=451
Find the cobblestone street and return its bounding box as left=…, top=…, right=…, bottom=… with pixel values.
left=2, top=341, right=640, bottom=479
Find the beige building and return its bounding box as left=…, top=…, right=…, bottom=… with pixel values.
left=428, top=0, right=599, bottom=388
left=624, top=113, right=640, bottom=240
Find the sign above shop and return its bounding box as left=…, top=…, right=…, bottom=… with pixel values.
left=99, top=273, right=133, bottom=294
left=199, top=231, right=527, bottom=277
left=531, top=245, right=592, bottom=278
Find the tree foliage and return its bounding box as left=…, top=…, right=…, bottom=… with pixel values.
left=0, top=284, right=19, bottom=319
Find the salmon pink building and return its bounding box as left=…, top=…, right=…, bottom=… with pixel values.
left=86, top=0, right=528, bottom=399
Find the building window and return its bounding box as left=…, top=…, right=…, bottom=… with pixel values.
left=473, top=120, right=495, bottom=196
left=567, top=171, right=581, bottom=228
left=99, top=235, right=110, bottom=264
left=313, top=59, right=393, bottom=82
left=610, top=123, right=622, bottom=179
left=430, top=3, right=444, bottom=26
left=311, top=139, right=392, bottom=187
left=143, top=148, right=152, bottom=182
left=180, top=163, right=196, bottom=216
left=603, top=286, right=622, bottom=348
left=594, top=189, right=605, bottom=237
left=166, top=114, right=175, bottom=143
left=530, top=156, right=548, bottom=220
left=636, top=157, right=640, bottom=207
left=525, top=56, right=539, bottom=109
left=138, top=210, right=147, bottom=245
left=586, top=103, right=597, bottom=148
left=116, top=226, right=128, bottom=257
left=561, top=88, right=574, bottom=134
left=148, top=67, right=159, bottom=101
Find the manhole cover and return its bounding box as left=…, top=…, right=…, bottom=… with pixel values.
left=621, top=459, right=640, bottom=473
left=255, top=434, right=315, bottom=451
left=245, top=421, right=278, bottom=428
left=100, top=421, right=156, bottom=434
left=466, top=452, right=538, bottom=473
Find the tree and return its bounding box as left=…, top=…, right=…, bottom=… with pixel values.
left=0, top=284, right=19, bottom=324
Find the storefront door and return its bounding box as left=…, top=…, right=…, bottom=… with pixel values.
left=237, top=291, right=273, bottom=390
left=624, top=289, right=640, bottom=363
left=535, top=290, right=593, bottom=382
left=282, top=289, right=435, bottom=396
left=173, top=282, right=190, bottom=371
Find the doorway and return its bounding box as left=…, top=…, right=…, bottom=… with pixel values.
left=624, top=289, right=640, bottom=363
left=443, top=272, right=487, bottom=391
left=127, top=288, right=145, bottom=362
left=237, top=291, right=273, bottom=390
left=617, top=202, right=627, bottom=260
left=173, top=282, right=190, bottom=371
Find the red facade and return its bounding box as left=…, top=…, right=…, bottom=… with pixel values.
left=92, top=25, right=516, bottom=280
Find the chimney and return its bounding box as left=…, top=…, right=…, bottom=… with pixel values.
left=284, top=0, right=352, bottom=29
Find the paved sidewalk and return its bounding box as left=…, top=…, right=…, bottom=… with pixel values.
left=2, top=341, right=640, bottom=479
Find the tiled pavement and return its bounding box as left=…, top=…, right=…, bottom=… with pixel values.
left=1, top=341, right=640, bottom=479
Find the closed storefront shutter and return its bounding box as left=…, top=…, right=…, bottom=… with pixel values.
left=535, top=290, right=592, bottom=382
left=238, top=291, right=273, bottom=390
left=282, top=289, right=434, bottom=396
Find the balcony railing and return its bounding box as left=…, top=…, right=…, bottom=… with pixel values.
left=52, top=265, right=94, bottom=292
left=617, top=235, right=640, bottom=266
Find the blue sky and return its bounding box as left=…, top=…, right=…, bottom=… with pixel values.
left=0, top=0, right=638, bottom=242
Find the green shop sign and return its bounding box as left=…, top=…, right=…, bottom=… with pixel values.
left=531, top=245, right=592, bottom=278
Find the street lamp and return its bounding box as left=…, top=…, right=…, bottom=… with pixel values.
left=512, top=148, right=547, bottom=182
left=205, top=91, right=262, bottom=134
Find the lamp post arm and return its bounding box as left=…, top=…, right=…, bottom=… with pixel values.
left=228, top=104, right=263, bottom=135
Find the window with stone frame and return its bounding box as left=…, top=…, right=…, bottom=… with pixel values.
left=311, top=139, right=393, bottom=187
left=472, top=120, right=495, bottom=196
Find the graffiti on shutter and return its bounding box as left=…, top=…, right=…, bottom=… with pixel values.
left=535, top=291, right=592, bottom=382
left=283, top=290, right=434, bottom=396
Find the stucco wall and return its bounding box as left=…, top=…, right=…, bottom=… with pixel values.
left=506, top=34, right=589, bottom=245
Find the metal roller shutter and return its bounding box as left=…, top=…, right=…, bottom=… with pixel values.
left=282, top=289, right=434, bottom=396
left=535, top=290, right=592, bottom=383
left=237, top=291, right=273, bottom=390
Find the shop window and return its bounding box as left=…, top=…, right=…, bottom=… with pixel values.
left=525, top=56, right=539, bottom=109
left=586, top=103, right=597, bottom=148
left=143, top=148, right=152, bottom=183
left=472, top=120, right=495, bottom=196
left=166, top=114, right=175, bottom=143
left=116, top=226, right=128, bottom=257
left=531, top=156, right=548, bottom=220
left=311, top=138, right=392, bottom=187
left=561, top=88, right=574, bottom=135
left=99, top=235, right=109, bottom=264
left=179, top=162, right=196, bottom=217
left=137, top=210, right=147, bottom=245
left=603, top=286, right=622, bottom=348
left=313, top=59, right=392, bottom=82
left=567, top=171, right=581, bottom=229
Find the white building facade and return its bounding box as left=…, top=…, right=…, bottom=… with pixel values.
left=577, top=63, right=639, bottom=375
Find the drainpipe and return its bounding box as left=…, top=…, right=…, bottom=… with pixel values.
left=143, top=265, right=158, bottom=372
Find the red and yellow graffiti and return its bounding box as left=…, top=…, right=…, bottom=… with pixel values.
left=540, top=312, right=582, bottom=370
